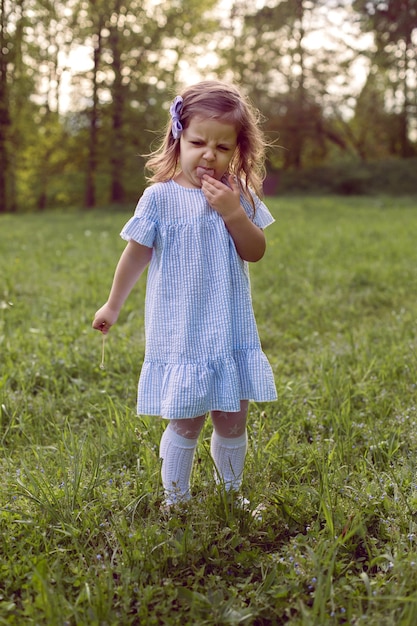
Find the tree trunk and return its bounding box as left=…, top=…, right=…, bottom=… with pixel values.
left=0, top=0, right=11, bottom=212
left=399, top=27, right=413, bottom=158
left=85, top=20, right=103, bottom=208
left=109, top=5, right=125, bottom=204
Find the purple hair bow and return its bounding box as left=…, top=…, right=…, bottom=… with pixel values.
left=170, top=95, right=183, bottom=140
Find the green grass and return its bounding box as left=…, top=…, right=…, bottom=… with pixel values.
left=1, top=195, right=417, bottom=625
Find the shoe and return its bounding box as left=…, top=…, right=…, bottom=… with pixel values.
left=159, top=498, right=190, bottom=519
left=232, top=495, right=266, bottom=522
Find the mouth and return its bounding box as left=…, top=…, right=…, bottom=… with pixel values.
left=196, top=166, right=215, bottom=179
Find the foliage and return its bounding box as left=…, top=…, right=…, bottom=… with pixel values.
left=273, top=157, right=417, bottom=196
left=0, top=0, right=219, bottom=213
left=1, top=0, right=416, bottom=212
left=220, top=0, right=350, bottom=169
left=352, top=0, right=417, bottom=158
left=1, top=196, right=417, bottom=623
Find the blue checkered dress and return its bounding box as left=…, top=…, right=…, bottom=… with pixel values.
left=121, top=180, right=277, bottom=419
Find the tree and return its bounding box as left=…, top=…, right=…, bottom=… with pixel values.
left=84, top=5, right=104, bottom=208
left=0, top=0, right=80, bottom=212
left=353, top=0, right=417, bottom=157
left=0, top=0, right=12, bottom=212
left=347, top=71, right=396, bottom=159
left=68, top=0, right=219, bottom=208
left=0, top=0, right=30, bottom=212
left=219, top=0, right=349, bottom=170
left=1, top=0, right=221, bottom=212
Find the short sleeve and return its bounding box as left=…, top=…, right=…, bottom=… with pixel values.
left=241, top=192, right=275, bottom=230
left=120, top=186, right=158, bottom=247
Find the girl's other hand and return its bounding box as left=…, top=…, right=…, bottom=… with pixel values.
left=92, top=303, right=119, bottom=334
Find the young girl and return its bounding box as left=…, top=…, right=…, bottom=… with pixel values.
left=93, top=80, right=277, bottom=508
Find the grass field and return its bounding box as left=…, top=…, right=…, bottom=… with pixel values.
left=1, top=195, right=417, bottom=625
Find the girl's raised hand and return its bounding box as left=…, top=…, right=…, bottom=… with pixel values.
left=201, top=173, right=241, bottom=219
left=202, top=172, right=266, bottom=262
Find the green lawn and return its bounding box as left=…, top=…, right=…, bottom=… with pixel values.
left=1, top=195, right=417, bottom=625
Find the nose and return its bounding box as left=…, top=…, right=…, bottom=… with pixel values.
left=203, top=147, right=216, bottom=161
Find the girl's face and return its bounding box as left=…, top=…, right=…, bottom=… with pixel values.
left=175, top=115, right=238, bottom=189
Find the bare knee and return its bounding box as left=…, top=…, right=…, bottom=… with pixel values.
left=168, top=415, right=206, bottom=439
left=211, top=400, right=248, bottom=438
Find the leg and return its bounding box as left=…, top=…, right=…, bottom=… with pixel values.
left=210, top=400, right=249, bottom=492
left=159, top=415, right=206, bottom=505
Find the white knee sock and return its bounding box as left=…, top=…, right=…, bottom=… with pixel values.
left=159, top=426, right=198, bottom=505
left=210, top=430, right=248, bottom=492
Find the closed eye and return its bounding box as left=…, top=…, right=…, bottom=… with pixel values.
left=189, top=140, right=232, bottom=152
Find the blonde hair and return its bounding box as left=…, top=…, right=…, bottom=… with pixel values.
left=145, top=80, right=266, bottom=208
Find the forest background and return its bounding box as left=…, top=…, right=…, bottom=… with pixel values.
left=0, top=0, right=416, bottom=214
